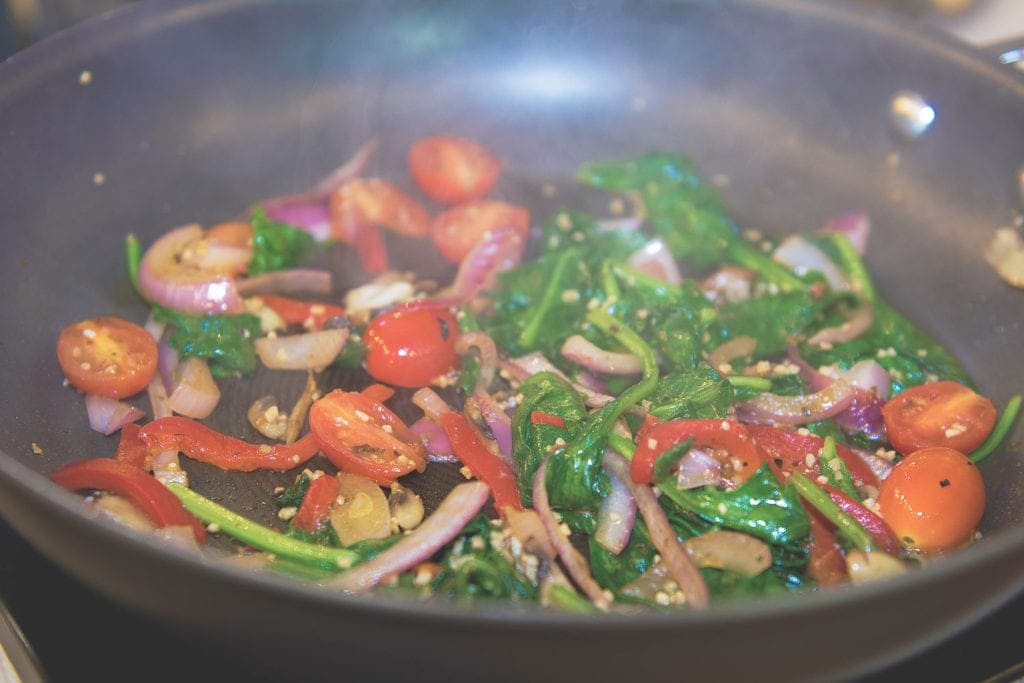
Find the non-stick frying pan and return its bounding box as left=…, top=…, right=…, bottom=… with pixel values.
left=1, top=1, right=1023, bottom=681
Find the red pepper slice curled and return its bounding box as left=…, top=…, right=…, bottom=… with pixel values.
left=138, top=416, right=321, bottom=472
left=51, top=458, right=206, bottom=543
left=630, top=419, right=762, bottom=486
left=439, top=411, right=523, bottom=517
left=292, top=474, right=341, bottom=534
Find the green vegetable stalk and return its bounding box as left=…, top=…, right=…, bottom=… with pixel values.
left=167, top=484, right=359, bottom=571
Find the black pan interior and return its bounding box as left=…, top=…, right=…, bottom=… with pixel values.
left=1, top=1, right=1023, bottom=681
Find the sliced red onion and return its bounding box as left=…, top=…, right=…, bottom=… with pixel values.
left=410, top=417, right=457, bottom=462
left=311, top=138, right=379, bottom=197
left=700, top=266, right=755, bottom=304
left=145, top=375, right=186, bottom=485
left=465, top=392, right=513, bottom=466
left=772, top=234, right=849, bottom=292
left=156, top=332, right=179, bottom=394
left=818, top=360, right=890, bottom=399
left=674, top=448, right=724, bottom=490
left=824, top=212, right=871, bottom=256
left=807, top=301, right=874, bottom=346
left=572, top=371, right=610, bottom=396
left=236, top=268, right=333, bottom=296
left=254, top=328, right=349, bottom=371
left=533, top=458, right=611, bottom=610
left=561, top=335, right=642, bottom=375
left=455, top=331, right=498, bottom=392
left=152, top=450, right=188, bottom=487
left=138, top=224, right=244, bottom=315
left=594, top=457, right=637, bottom=555
left=848, top=446, right=894, bottom=481
left=167, top=357, right=221, bottom=419
left=261, top=138, right=379, bottom=209
left=706, top=335, right=757, bottom=370
left=85, top=395, right=145, bottom=435
left=331, top=480, right=490, bottom=593
left=147, top=374, right=172, bottom=420
left=411, top=387, right=455, bottom=422
left=446, top=224, right=524, bottom=302
left=264, top=201, right=332, bottom=242
left=504, top=354, right=616, bottom=408
left=602, top=450, right=710, bottom=609
left=790, top=348, right=889, bottom=439
left=735, top=379, right=858, bottom=426
left=627, top=238, right=682, bottom=285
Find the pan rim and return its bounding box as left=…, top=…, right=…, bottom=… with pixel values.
left=0, top=0, right=1022, bottom=652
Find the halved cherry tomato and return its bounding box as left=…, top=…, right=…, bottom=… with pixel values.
left=364, top=305, right=459, bottom=388
left=259, top=295, right=346, bottom=331
left=746, top=424, right=881, bottom=491
left=407, top=135, right=502, bottom=205
left=877, top=446, right=985, bottom=553
left=630, top=419, right=762, bottom=486
left=308, top=389, right=426, bottom=485
left=429, top=200, right=530, bottom=264
left=328, top=178, right=430, bottom=241
left=51, top=458, right=206, bottom=543
left=292, top=473, right=341, bottom=534
left=881, top=381, right=996, bottom=455
left=138, top=416, right=321, bottom=472
left=57, top=316, right=158, bottom=399
left=438, top=411, right=523, bottom=516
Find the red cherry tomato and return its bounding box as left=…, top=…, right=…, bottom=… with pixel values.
left=308, top=390, right=426, bottom=485
left=429, top=200, right=530, bottom=264
left=364, top=305, right=459, bottom=388
left=877, top=446, right=985, bottom=553
left=881, top=381, right=996, bottom=455
left=407, top=135, right=502, bottom=205
left=56, top=316, right=158, bottom=399
left=328, top=178, right=430, bottom=241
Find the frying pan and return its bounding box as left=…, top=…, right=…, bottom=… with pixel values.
left=1, top=1, right=1023, bottom=681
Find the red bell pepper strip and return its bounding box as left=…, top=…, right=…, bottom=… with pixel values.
left=630, top=418, right=763, bottom=485
left=259, top=295, right=346, bottom=330
left=746, top=424, right=880, bottom=491
left=822, top=484, right=901, bottom=555
left=114, top=423, right=150, bottom=471
left=361, top=383, right=396, bottom=405
left=51, top=458, right=206, bottom=543
left=138, top=416, right=321, bottom=472
left=292, top=474, right=341, bottom=534
left=530, top=410, right=567, bottom=430
left=438, top=411, right=523, bottom=517
left=806, top=508, right=847, bottom=587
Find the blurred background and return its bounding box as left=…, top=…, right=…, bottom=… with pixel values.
left=1, top=0, right=1023, bottom=60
